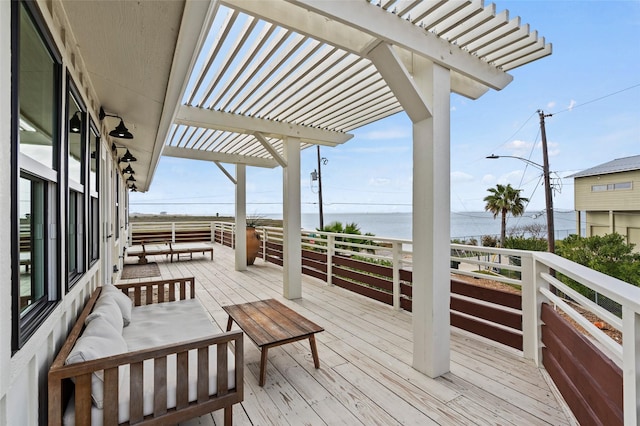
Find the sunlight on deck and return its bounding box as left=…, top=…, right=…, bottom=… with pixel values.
left=119, top=244, right=574, bottom=425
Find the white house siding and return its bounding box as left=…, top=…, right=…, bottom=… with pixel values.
left=1, top=1, right=124, bottom=424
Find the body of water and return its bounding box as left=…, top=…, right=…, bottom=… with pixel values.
left=289, top=211, right=581, bottom=241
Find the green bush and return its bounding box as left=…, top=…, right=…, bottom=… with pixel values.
left=556, top=233, right=640, bottom=287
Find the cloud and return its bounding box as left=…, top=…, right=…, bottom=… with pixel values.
left=481, top=174, right=495, bottom=184
left=567, top=99, right=577, bottom=111
left=347, top=146, right=409, bottom=154
left=358, top=127, right=410, bottom=140
left=547, top=101, right=556, bottom=109
left=451, top=171, right=474, bottom=182
left=450, top=106, right=457, bottom=112
left=368, top=177, right=391, bottom=186
left=504, top=139, right=534, bottom=157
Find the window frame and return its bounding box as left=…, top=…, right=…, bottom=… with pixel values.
left=65, top=78, right=88, bottom=289
left=11, top=0, right=63, bottom=351
left=89, top=123, right=100, bottom=264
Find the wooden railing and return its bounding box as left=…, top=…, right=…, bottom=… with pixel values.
left=133, top=220, right=639, bottom=425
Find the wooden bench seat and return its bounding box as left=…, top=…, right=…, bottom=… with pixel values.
left=48, top=277, right=243, bottom=425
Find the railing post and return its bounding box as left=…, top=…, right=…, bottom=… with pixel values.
left=622, top=306, right=639, bottom=426
left=327, top=234, right=334, bottom=286
left=210, top=222, right=215, bottom=243
left=521, top=253, right=543, bottom=365
left=171, top=222, right=176, bottom=243
left=392, top=242, right=401, bottom=311
left=261, top=227, right=266, bottom=261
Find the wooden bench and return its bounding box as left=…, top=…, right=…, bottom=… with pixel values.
left=126, top=242, right=213, bottom=264
left=169, top=242, right=214, bottom=262
left=48, top=277, right=244, bottom=425
left=223, top=299, right=323, bottom=386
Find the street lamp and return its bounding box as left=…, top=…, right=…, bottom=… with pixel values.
left=486, top=153, right=555, bottom=253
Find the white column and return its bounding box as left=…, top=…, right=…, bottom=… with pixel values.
left=235, top=164, right=247, bottom=271
left=412, top=59, right=451, bottom=377
left=623, top=305, right=639, bottom=426
left=282, top=137, right=302, bottom=299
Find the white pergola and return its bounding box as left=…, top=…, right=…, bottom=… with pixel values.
left=153, top=0, right=551, bottom=378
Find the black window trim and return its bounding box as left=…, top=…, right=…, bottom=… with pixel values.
left=11, top=0, right=63, bottom=352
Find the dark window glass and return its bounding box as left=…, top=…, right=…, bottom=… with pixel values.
left=19, top=175, right=46, bottom=313
left=18, top=4, right=56, bottom=169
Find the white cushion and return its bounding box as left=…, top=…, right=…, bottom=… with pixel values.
left=65, top=316, right=128, bottom=409
left=85, top=295, right=124, bottom=333
left=100, top=284, right=134, bottom=326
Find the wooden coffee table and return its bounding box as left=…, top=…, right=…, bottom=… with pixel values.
left=223, top=299, right=324, bottom=386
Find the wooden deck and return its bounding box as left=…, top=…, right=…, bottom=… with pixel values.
left=119, top=244, right=576, bottom=426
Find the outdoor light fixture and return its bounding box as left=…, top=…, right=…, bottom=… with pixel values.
left=126, top=175, right=136, bottom=183
left=129, top=183, right=138, bottom=192
left=99, top=107, right=134, bottom=139
left=122, top=164, right=135, bottom=174
left=69, top=112, right=82, bottom=133
left=119, top=149, right=137, bottom=163
left=112, top=143, right=138, bottom=163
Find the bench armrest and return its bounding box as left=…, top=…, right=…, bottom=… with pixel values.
left=49, top=330, right=244, bottom=425
left=116, top=276, right=195, bottom=306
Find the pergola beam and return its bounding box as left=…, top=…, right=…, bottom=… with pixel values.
left=176, top=105, right=353, bottom=146
left=230, top=0, right=512, bottom=91
left=255, top=132, right=287, bottom=167
left=163, top=145, right=278, bottom=168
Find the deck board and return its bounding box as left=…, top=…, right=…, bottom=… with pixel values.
left=119, top=245, right=576, bottom=425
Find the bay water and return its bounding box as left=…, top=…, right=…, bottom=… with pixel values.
left=294, top=211, right=580, bottom=241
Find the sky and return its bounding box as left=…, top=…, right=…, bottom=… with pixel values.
left=130, top=0, right=640, bottom=218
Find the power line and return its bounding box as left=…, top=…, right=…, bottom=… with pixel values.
left=550, top=83, right=640, bottom=116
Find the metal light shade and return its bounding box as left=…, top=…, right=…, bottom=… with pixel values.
left=69, top=112, right=82, bottom=133
left=126, top=175, right=136, bottom=182
left=119, top=149, right=137, bottom=162
left=129, top=183, right=138, bottom=192
left=109, top=118, right=134, bottom=139
left=122, top=164, right=135, bottom=174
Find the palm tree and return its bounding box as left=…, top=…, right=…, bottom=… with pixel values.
left=483, top=184, right=529, bottom=247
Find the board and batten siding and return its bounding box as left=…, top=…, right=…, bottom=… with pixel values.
left=574, top=170, right=640, bottom=211
left=1, top=1, right=122, bottom=423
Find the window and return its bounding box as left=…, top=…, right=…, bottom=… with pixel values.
left=591, top=181, right=632, bottom=192
left=66, top=89, right=86, bottom=286
left=89, top=127, right=100, bottom=263
left=12, top=1, right=62, bottom=349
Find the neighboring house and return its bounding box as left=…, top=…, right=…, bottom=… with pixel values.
left=571, top=155, right=640, bottom=250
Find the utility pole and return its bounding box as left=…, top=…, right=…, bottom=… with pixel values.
left=316, top=145, right=325, bottom=230
left=538, top=109, right=555, bottom=253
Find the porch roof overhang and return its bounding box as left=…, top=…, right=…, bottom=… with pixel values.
left=60, top=0, right=551, bottom=191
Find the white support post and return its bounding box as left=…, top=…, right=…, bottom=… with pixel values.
left=171, top=222, right=176, bottom=243
left=327, top=234, right=334, bottom=286
left=235, top=164, right=247, bottom=271
left=521, top=254, right=542, bottom=365
left=411, top=59, right=451, bottom=378
left=282, top=137, right=302, bottom=299
left=392, top=242, right=401, bottom=311
left=622, top=305, right=639, bottom=426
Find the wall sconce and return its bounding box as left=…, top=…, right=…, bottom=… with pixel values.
left=122, top=164, right=135, bottom=174
left=112, top=143, right=137, bottom=163
left=69, top=111, right=82, bottom=134
left=99, top=107, right=134, bottom=139
left=129, top=183, right=138, bottom=192
left=126, top=175, right=136, bottom=183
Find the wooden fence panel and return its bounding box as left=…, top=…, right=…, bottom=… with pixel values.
left=541, top=303, right=622, bottom=426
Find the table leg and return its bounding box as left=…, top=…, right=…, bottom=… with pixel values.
left=309, top=334, right=320, bottom=369
left=259, top=347, right=269, bottom=386
left=226, top=316, right=234, bottom=332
